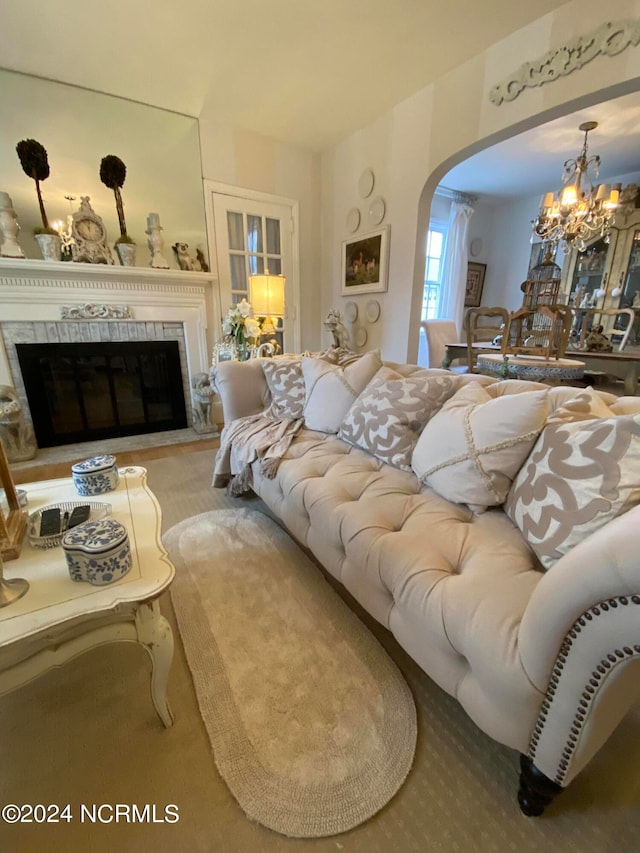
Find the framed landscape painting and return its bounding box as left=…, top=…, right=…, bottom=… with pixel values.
left=465, top=262, right=486, bottom=307
left=341, top=226, right=390, bottom=295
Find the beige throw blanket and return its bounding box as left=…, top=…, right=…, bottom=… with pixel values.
left=213, top=414, right=304, bottom=495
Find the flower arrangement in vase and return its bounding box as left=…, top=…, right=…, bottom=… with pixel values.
left=222, top=299, right=262, bottom=360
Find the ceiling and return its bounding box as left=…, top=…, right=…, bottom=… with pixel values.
left=443, top=91, right=640, bottom=201
left=1, top=0, right=566, bottom=152
left=3, top=0, right=637, bottom=200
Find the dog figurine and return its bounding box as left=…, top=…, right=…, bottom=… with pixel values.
left=196, top=248, right=209, bottom=272
left=172, top=242, right=210, bottom=273
left=172, top=242, right=197, bottom=271
left=584, top=324, right=613, bottom=352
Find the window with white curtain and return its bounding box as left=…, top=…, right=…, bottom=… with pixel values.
left=422, top=222, right=448, bottom=320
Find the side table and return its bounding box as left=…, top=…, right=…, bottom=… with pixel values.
left=475, top=353, right=586, bottom=384
left=0, top=466, right=175, bottom=727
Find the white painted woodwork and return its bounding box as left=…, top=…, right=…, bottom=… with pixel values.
left=0, top=258, right=221, bottom=388
left=0, top=467, right=175, bottom=727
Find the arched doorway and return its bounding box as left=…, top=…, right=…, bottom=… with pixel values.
left=408, top=78, right=640, bottom=364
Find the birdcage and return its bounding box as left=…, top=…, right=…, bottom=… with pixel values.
left=520, top=246, right=562, bottom=309
left=504, top=303, right=573, bottom=359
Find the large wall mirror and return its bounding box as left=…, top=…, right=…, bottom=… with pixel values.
left=0, top=69, right=207, bottom=267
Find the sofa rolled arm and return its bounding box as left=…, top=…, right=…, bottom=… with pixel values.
left=518, top=505, right=640, bottom=786
left=210, top=359, right=270, bottom=422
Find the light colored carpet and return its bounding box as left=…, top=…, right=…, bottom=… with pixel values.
left=0, top=447, right=639, bottom=852
left=163, top=508, right=416, bottom=837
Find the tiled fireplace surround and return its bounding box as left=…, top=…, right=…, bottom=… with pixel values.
left=0, top=259, right=220, bottom=433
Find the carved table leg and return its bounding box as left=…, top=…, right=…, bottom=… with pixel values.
left=135, top=600, right=174, bottom=727
left=518, top=754, right=563, bottom=816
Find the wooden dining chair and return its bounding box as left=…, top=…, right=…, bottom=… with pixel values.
left=464, top=306, right=509, bottom=372
left=578, top=308, right=636, bottom=352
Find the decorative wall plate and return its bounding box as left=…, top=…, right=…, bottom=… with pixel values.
left=355, top=326, right=368, bottom=348
left=344, top=301, right=358, bottom=323
left=358, top=168, right=375, bottom=199
left=470, top=238, right=483, bottom=257
left=365, top=299, right=380, bottom=323
left=368, top=196, right=386, bottom=226
left=346, top=207, right=361, bottom=234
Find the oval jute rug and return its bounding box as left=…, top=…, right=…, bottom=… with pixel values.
left=163, top=508, right=417, bottom=837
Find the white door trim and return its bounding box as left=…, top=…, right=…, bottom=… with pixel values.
left=203, top=179, right=301, bottom=352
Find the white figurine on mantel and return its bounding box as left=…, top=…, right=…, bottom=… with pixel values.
left=0, top=192, right=25, bottom=258
left=146, top=212, right=170, bottom=269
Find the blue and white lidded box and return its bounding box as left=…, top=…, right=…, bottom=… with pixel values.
left=71, top=454, right=119, bottom=496
left=61, top=518, right=132, bottom=586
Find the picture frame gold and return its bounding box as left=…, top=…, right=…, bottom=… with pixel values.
left=0, top=439, right=27, bottom=561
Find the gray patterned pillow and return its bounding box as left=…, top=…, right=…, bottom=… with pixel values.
left=261, top=350, right=375, bottom=420
left=261, top=357, right=306, bottom=419
left=338, top=367, right=460, bottom=470
left=505, top=414, right=640, bottom=570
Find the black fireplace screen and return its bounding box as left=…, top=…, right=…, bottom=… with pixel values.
left=16, top=341, right=187, bottom=448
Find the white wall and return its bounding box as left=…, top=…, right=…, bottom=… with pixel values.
left=482, top=195, right=540, bottom=310
left=321, top=0, right=640, bottom=363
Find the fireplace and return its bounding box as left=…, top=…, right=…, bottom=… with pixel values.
left=17, top=341, right=187, bottom=448
left=0, top=258, right=221, bottom=450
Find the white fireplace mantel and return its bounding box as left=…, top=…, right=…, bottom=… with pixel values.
left=0, top=258, right=221, bottom=387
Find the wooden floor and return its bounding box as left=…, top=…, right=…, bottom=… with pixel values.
left=13, top=436, right=221, bottom=485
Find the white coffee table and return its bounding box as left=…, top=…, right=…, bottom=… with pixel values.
left=0, top=466, right=175, bottom=727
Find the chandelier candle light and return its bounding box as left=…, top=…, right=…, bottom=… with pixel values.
left=532, top=122, right=620, bottom=252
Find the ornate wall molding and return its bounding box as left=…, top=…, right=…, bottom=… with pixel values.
left=60, top=304, right=132, bottom=320
left=490, top=19, right=640, bottom=106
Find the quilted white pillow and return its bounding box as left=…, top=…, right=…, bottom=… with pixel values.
left=506, top=414, right=640, bottom=569
left=411, top=382, right=548, bottom=512
left=301, top=350, right=381, bottom=433
left=338, top=366, right=460, bottom=470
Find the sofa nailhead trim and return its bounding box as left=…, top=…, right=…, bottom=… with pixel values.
left=527, top=595, right=640, bottom=785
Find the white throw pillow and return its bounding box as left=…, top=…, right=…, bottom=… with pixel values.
left=506, top=414, right=640, bottom=569
left=338, top=366, right=460, bottom=470
left=301, top=350, right=382, bottom=433
left=411, top=382, right=548, bottom=512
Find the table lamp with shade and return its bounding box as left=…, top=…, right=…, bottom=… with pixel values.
left=248, top=270, right=286, bottom=336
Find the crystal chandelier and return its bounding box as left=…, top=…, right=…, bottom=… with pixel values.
left=532, top=121, right=620, bottom=253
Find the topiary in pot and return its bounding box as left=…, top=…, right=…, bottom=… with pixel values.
left=16, top=138, right=57, bottom=234
left=99, top=154, right=133, bottom=243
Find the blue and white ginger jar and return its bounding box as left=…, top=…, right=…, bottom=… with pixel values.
left=62, top=518, right=131, bottom=586
left=71, top=454, right=119, bottom=496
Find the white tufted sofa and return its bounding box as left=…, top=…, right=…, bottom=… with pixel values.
left=212, top=358, right=640, bottom=815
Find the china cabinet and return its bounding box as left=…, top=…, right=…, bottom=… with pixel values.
left=615, top=226, right=640, bottom=344
left=560, top=208, right=640, bottom=344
